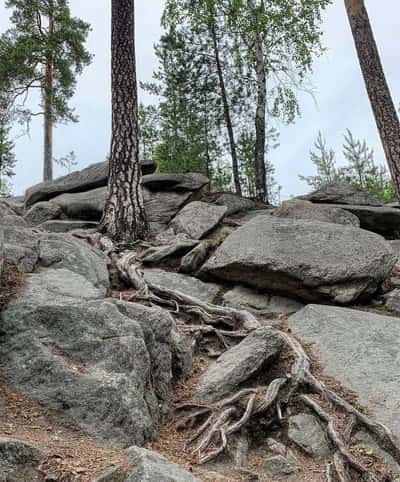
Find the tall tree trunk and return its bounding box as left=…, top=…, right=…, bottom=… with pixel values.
left=209, top=23, right=242, bottom=196
left=345, top=0, right=400, bottom=200
left=43, top=15, right=54, bottom=182
left=101, top=0, right=148, bottom=242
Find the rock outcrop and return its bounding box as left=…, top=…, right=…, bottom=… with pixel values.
left=300, top=181, right=383, bottom=206
left=201, top=216, right=395, bottom=303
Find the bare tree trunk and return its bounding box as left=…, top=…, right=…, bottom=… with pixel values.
left=43, top=15, right=54, bottom=182
left=345, top=0, right=400, bottom=200
left=209, top=23, right=242, bottom=197
left=101, top=0, right=148, bottom=242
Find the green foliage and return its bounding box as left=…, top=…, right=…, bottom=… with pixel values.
left=0, top=94, right=16, bottom=195
left=0, top=0, right=92, bottom=125
left=301, top=130, right=396, bottom=203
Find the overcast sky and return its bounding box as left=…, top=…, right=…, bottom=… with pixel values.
left=0, top=0, right=399, bottom=199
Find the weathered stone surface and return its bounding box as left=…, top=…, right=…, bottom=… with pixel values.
left=300, top=182, right=383, bottom=206
left=3, top=225, right=40, bottom=272
left=39, top=232, right=109, bottom=292
left=124, top=446, right=202, bottom=482
left=170, top=201, right=227, bottom=239
left=0, top=270, right=178, bottom=448
left=51, top=187, right=106, bottom=220
left=143, top=268, right=221, bottom=304
left=0, top=437, right=42, bottom=482
left=288, top=414, right=331, bottom=459
left=289, top=305, right=400, bottom=439
left=25, top=160, right=156, bottom=206
left=389, top=240, right=400, bottom=260
left=223, top=285, right=303, bottom=315
left=383, top=289, right=400, bottom=315
left=180, top=240, right=213, bottom=274
left=351, top=431, right=400, bottom=475
left=215, top=193, right=260, bottom=216
left=321, top=203, right=400, bottom=237
left=200, top=216, right=395, bottom=303
left=38, top=219, right=99, bottom=233
left=0, top=201, right=18, bottom=218
left=144, top=188, right=194, bottom=229
left=2, top=215, right=27, bottom=227
left=142, top=172, right=209, bottom=192
left=24, top=201, right=62, bottom=225
left=196, top=328, right=283, bottom=402
left=272, top=199, right=360, bottom=226
left=2, top=196, right=24, bottom=215
left=262, top=455, right=296, bottom=476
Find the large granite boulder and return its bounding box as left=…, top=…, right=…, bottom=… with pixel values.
left=196, top=328, right=283, bottom=402
left=289, top=305, right=400, bottom=439
left=200, top=216, right=395, bottom=303
left=272, top=199, right=359, bottom=226
left=318, top=203, right=400, bottom=238
left=143, top=268, right=221, bottom=304
left=23, top=201, right=62, bottom=225
left=25, top=160, right=157, bottom=206
left=300, top=182, right=383, bottom=206
left=2, top=226, right=41, bottom=272
left=51, top=186, right=106, bottom=220
left=0, top=268, right=180, bottom=448
left=38, top=232, right=110, bottom=292
left=142, top=172, right=209, bottom=192
left=169, top=201, right=227, bottom=239
left=214, top=193, right=260, bottom=216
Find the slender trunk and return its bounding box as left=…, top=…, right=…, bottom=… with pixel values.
left=345, top=0, right=400, bottom=200
left=101, top=0, right=148, bottom=242
left=209, top=23, right=242, bottom=196
left=248, top=0, right=267, bottom=203
left=43, top=15, right=54, bottom=182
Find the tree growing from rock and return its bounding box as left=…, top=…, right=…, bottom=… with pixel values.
left=344, top=0, right=400, bottom=201
left=0, top=0, right=92, bottom=182
left=101, top=0, right=148, bottom=243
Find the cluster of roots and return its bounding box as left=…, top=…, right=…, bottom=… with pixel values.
left=93, top=235, right=400, bottom=482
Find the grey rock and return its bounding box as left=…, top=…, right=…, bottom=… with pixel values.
left=92, top=466, right=126, bottom=482
left=389, top=240, right=400, bottom=260
left=262, top=455, right=296, bottom=476
left=300, top=182, right=383, bottom=206
left=144, top=188, right=195, bottom=228
left=180, top=240, right=213, bottom=274
left=351, top=431, right=400, bottom=475
left=289, top=304, right=400, bottom=439
left=215, top=193, right=260, bottom=216
left=124, top=446, right=202, bottom=482
left=2, top=196, right=25, bottom=215
left=383, top=289, right=400, bottom=315
left=266, top=438, right=298, bottom=465
left=39, top=232, right=109, bottom=293
left=25, top=160, right=156, bottom=206
left=0, top=437, right=42, bottom=482
left=196, top=328, right=283, bottom=402
left=2, top=214, right=27, bottom=227
left=200, top=216, right=395, bottom=303
left=143, top=268, right=221, bottom=304
left=38, top=219, right=99, bottom=233
left=51, top=187, right=107, bottom=221
left=273, top=199, right=360, bottom=226
left=321, top=203, right=400, bottom=238
left=1, top=271, right=178, bottom=448
left=0, top=201, right=18, bottom=218
left=3, top=225, right=40, bottom=272
left=170, top=201, right=227, bottom=239
left=24, top=201, right=62, bottom=225
left=223, top=285, right=303, bottom=315
left=288, top=414, right=331, bottom=459
left=142, top=172, right=209, bottom=192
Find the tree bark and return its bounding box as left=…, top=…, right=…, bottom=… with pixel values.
left=43, top=15, right=54, bottom=182
left=344, top=0, right=400, bottom=200
left=249, top=0, right=268, bottom=203
left=101, top=0, right=148, bottom=242
left=209, top=23, right=242, bottom=197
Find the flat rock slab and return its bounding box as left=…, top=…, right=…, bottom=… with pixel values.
left=23, top=201, right=62, bottom=226
left=322, top=203, right=400, bottom=238
left=223, top=285, right=303, bottom=315
left=196, top=328, right=283, bottom=402
left=170, top=201, right=227, bottom=239
left=300, top=182, right=383, bottom=206
left=38, top=220, right=99, bottom=233
left=272, top=199, right=359, bottom=226
left=142, top=172, right=209, bottom=192
left=123, top=446, right=202, bottom=482
left=25, top=160, right=156, bottom=206
left=200, top=216, right=395, bottom=303
left=0, top=269, right=178, bottom=448
left=143, top=269, right=221, bottom=304
left=289, top=304, right=400, bottom=439
left=214, top=193, right=260, bottom=216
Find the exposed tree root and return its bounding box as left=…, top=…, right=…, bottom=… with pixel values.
left=115, top=252, right=400, bottom=476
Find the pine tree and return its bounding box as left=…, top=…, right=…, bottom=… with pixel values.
left=101, top=0, right=148, bottom=243
left=0, top=94, right=16, bottom=195
left=0, top=0, right=92, bottom=181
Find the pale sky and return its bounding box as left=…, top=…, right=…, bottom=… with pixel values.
left=0, top=0, right=399, bottom=199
